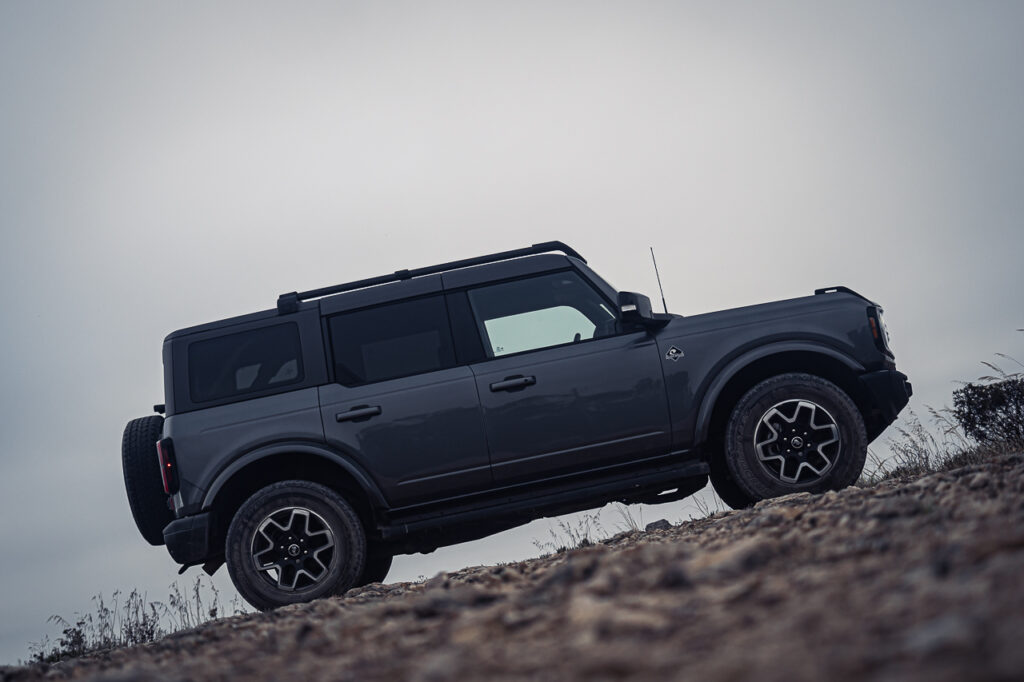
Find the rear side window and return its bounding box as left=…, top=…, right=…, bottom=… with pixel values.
left=188, top=323, right=304, bottom=403
left=328, top=295, right=456, bottom=386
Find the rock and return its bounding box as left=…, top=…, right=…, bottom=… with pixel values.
left=411, top=651, right=463, bottom=682
left=656, top=564, right=692, bottom=590
left=646, top=519, right=672, bottom=532
left=903, top=615, right=976, bottom=654
left=692, top=536, right=776, bottom=579
left=967, top=472, right=992, bottom=490
left=424, top=572, right=450, bottom=590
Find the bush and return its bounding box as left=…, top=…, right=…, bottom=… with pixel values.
left=860, top=345, right=1024, bottom=486
left=952, top=377, right=1024, bottom=446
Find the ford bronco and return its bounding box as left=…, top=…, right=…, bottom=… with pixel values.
left=121, top=241, right=911, bottom=609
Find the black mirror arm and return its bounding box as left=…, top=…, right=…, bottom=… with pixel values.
left=640, top=313, right=673, bottom=329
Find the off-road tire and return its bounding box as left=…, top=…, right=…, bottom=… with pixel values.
left=122, top=415, right=173, bottom=545
left=708, top=452, right=757, bottom=510
left=357, top=543, right=394, bottom=586
left=226, top=480, right=366, bottom=611
left=725, top=373, right=867, bottom=501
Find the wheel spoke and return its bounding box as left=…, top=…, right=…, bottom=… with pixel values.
left=753, top=399, right=842, bottom=485
left=250, top=505, right=337, bottom=592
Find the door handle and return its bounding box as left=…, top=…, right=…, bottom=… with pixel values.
left=489, top=375, right=536, bottom=392
left=335, top=405, right=382, bottom=422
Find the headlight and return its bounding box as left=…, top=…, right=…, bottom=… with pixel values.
left=868, top=307, right=893, bottom=355
left=877, top=309, right=892, bottom=348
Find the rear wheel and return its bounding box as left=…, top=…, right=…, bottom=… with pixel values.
left=122, top=415, right=173, bottom=545
left=724, top=373, right=867, bottom=501
left=226, top=481, right=366, bottom=611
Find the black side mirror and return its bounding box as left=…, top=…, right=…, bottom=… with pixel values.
left=618, top=291, right=671, bottom=329
left=618, top=291, right=654, bottom=324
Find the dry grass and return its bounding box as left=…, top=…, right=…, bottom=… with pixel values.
left=861, top=345, right=1024, bottom=485
left=532, top=503, right=648, bottom=556
left=860, top=402, right=1022, bottom=485
left=27, top=576, right=249, bottom=664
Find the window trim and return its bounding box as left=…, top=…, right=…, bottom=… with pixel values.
left=313, top=265, right=624, bottom=387
left=463, top=268, right=623, bottom=362
left=186, top=321, right=306, bottom=405
left=444, top=291, right=488, bottom=366
left=323, top=292, right=458, bottom=388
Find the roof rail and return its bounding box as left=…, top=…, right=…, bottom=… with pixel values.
left=277, top=241, right=585, bottom=314
left=814, top=286, right=869, bottom=300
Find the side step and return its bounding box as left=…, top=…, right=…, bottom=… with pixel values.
left=380, top=458, right=709, bottom=542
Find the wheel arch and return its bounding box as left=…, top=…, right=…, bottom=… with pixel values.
left=696, top=343, right=870, bottom=452
left=201, top=443, right=387, bottom=553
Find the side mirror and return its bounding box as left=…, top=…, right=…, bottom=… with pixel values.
left=618, top=291, right=655, bottom=325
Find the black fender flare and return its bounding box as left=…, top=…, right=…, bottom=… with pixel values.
left=692, top=341, right=866, bottom=445
left=201, top=441, right=388, bottom=511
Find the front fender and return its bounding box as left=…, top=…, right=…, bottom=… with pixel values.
left=692, top=341, right=865, bottom=445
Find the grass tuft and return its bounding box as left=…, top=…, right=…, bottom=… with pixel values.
left=26, top=576, right=249, bottom=664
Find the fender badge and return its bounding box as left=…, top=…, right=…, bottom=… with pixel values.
left=665, top=346, right=684, bottom=362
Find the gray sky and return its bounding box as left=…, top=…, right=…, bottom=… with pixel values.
left=2, top=0, right=1022, bottom=664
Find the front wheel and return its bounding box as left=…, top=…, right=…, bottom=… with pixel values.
left=226, top=481, right=366, bottom=611
left=708, top=453, right=757, bottom=510
left=724, top=373, right=867, bottom=501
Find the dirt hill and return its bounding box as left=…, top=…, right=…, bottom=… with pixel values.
left=5, top=454, right=1024, bottom=681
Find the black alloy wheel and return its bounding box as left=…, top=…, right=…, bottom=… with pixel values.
left=250, top=506, right=337, bottom=592
left=753, top=399, right=841, bottom=485
left=724, top=373, right=867, bottom=501
left=226, top=480, right=366, bottom=611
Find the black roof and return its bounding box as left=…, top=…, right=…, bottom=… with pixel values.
left=276, top=241, right=584, bottom=313
left=165, top=242, right=585, bottom=341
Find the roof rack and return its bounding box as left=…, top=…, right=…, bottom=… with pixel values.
left=814, top=286, right=868, bottom=300
left=277, top=241, right=585, bottom=314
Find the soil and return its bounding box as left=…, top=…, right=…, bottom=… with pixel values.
left=5, top=454, right=1023, bottom=681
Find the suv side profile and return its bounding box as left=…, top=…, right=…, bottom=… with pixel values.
left=121, top=242, right=911, bottom=609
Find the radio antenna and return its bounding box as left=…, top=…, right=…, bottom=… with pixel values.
left=650, top=246, right=668, bottom=314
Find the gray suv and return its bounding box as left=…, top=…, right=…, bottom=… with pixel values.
left=121, top=241, right=911, bottom=609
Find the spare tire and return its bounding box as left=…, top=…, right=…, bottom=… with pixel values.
left=122, top=415, right=174, bottom=545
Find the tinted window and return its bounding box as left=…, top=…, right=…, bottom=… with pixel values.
left=328, top=295, right=456, bottom=385
left=468, top=271, right=617, bottom=357
left=188, top=323, right=304, bottom=403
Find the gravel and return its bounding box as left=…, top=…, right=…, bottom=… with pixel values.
left=5, top=454, right=1023, bottom=681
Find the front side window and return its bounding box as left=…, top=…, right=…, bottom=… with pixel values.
left=467, top=271, right=617, bottom=358
left=328, top=295, right=456, bottom=386
left=188, top=323, right=304, bottom=403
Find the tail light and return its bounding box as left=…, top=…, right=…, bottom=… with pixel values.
left=156, top=438, right=179, bottom=495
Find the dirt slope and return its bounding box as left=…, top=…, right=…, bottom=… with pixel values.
left=6, top=455, right=1024, bottom=682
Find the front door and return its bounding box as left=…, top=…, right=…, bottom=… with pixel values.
left=465, top=270, right=672, bottom=484
left=319, top=294, right=491, bottom=506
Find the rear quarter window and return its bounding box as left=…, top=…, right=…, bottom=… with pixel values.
left=187, top=323, right=304, bottom=403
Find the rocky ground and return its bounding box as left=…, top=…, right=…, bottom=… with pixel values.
left=5, top=454, right=1024, bottom=682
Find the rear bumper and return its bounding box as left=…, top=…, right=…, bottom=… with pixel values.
left=163, top=512, right=213, bottom=566
left=859, top=369, right=913, bottom=438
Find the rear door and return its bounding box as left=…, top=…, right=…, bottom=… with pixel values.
left=319, top=293, right=491, bottom=507
left=463, top=270, right=672, bottom=485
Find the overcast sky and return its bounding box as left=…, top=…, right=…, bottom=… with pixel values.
left=2, top=0, right=1022, bottom=664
